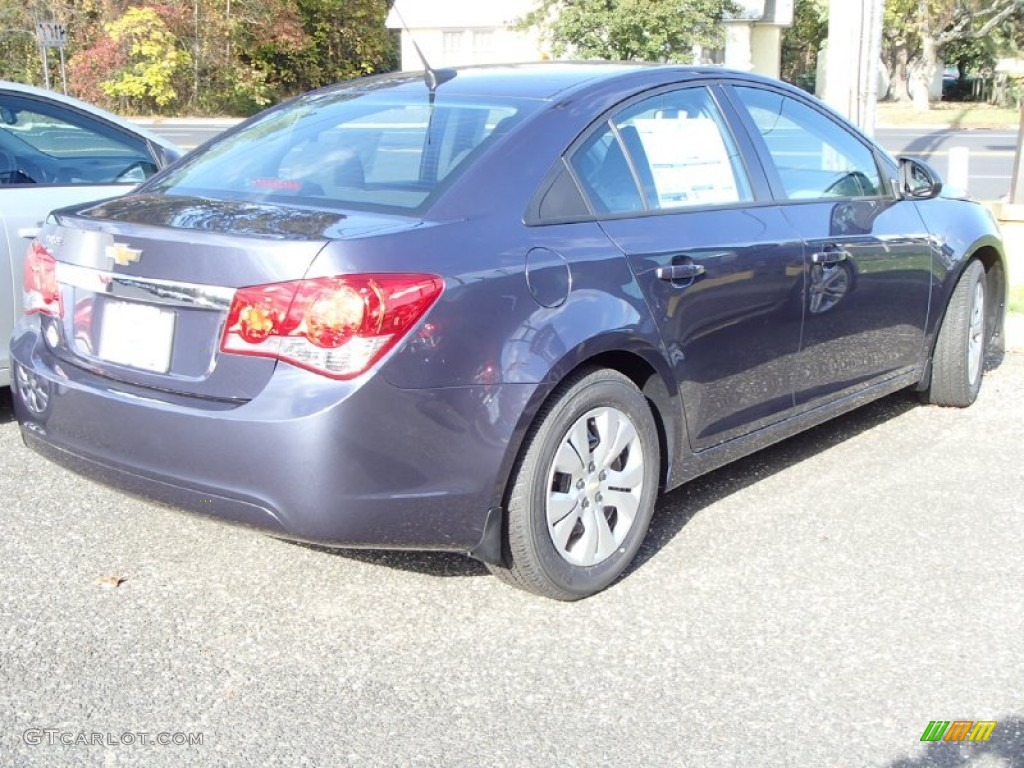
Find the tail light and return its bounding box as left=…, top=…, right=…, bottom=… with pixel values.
left=23, top=240, right=62, bottom=317
left=221, top=274, right=443, bottom=379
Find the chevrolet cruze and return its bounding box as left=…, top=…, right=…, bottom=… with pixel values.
left=10, top=64, right=1007, bottom=599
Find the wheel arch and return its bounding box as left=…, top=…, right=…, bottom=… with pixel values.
left=971, top=243, right=1008, bottom=355
left=917, top=240, right=1006, bottom=392
left=933, top=239, right=1006, bottom=352
left=489, top=341, right=683, bottom=514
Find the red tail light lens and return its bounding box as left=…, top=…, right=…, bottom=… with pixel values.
left=23, top=240, right=62, bottom=317
left=221, top=274, right=443, bottom=379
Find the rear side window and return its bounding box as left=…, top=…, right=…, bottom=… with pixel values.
left=732, top=86, right=885, bottom=200
left=148, top=89, right=534, bottom=213
left=569, top=87, right=753, bottom=215
left=0, top=94, right=155, bottom=185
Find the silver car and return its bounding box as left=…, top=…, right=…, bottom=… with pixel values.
left=0, top=80, right=181, bottom=386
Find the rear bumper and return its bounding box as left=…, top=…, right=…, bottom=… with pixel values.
left=10, top=321, right=535, bottom=554
left=22, top=429, right=288, bottom=532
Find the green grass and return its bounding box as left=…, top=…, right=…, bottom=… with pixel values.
left=1010, top=284, right=1024, bottom=314
left=877, top=102, right=1021, bottom=130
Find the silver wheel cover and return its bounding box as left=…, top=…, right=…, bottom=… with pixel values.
left=967, top=279, right=985, bottom=386
left=545, top=406, right=645, bottom=567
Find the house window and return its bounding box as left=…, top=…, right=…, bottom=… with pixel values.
left=443, top=30, right=465, bottom=57
left=472, top=29, right=494, bottom=54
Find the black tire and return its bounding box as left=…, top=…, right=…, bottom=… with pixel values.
left=487, top=368, right=660, bottom=600
left=921, top=259, right=987, bottom=407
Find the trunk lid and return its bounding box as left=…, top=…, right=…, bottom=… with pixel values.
left=40, top=194, right=421, bottom=401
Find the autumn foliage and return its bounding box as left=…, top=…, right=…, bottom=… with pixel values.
left=0, top=0, right=397, bottom=115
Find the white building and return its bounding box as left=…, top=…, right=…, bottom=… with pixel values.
left=386, top=1, right=546, bottom=70
left=722, top=0, right=793, bottom=78
left=386, top=0, right=790, bottom=77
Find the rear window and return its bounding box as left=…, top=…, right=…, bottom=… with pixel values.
left=146, top=87, right=535, bottom=213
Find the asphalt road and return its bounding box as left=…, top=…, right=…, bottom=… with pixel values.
left=139, top=120, right=1019, bottom=202
left=876, top=128, right=1017, bottom=202
left=143, top=122, right=230, bottom=152
left=1, top=345, right=1022, bottom=767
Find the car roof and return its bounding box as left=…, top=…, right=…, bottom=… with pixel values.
left=315, top=62, right=769, bottom=103
left=0, top=79, right=180, bottom=151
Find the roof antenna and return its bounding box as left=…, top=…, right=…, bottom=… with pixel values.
left=389, top=1, right=457, bottom=94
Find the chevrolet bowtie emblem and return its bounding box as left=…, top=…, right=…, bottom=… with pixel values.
left=106, top=243, right=142, bottom=266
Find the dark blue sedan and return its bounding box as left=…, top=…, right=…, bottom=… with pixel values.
left=10, top=64, right=1008, bottom=599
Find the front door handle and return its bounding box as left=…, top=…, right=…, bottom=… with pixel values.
left=656, top=263, right=706, bottom=282
left=810, top=249, right=850, bottom=266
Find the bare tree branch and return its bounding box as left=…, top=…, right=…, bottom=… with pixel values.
left=937, top=0, right=1024, bottom=44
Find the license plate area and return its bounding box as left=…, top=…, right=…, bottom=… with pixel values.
left=97, top=300, right=175, bottom=373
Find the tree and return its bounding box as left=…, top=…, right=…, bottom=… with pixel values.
left=244, top=0, right=397, bottom=97
left=883, top=0, right=1024, bottom=109
left=781, top=0, right=828, bottom=89
left=68, top=33, right=125, bottom=105
left=517, top=0, right=738, bottom=62
left=7, top=0, right=398, bottom=114
left=166, top=0, right=308, bottom=115
left=882, top=0, right=917, bottom=102
left=0, top=1, right=41, bottom=83
left=99, top=7, right=191, bottom=111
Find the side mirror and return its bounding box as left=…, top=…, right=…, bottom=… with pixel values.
left=898, top=157, right=943, bottom=200
left=150, top=141, right=184, bottom=170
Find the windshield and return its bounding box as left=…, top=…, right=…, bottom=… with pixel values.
left=146, top=86, right=536, bottom=214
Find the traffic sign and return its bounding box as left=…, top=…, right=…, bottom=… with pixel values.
left=36, top=21, right=68, bottom=49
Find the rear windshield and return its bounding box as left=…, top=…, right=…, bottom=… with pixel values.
left=146, top=86, right=537, bottom=213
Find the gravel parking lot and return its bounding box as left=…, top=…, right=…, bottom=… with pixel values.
left=1, top=348, right=1022, bottom=767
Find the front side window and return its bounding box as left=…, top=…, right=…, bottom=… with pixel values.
left=147, top=86, right=534, bottom=213
left=732, top=86, right=884, bottom=200
left=569, top=86, right=753, bottom=215
left=0, top=94, right=155, bottom=185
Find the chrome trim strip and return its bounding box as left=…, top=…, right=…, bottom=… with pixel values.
left=56, top=262, right=235, bottom=310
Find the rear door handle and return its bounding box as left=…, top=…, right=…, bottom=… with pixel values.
left=810, top=250, right=850, bottom=266
left=656, top=264, right=706, bottom=282
left=18, top=226, right=40, bottom=239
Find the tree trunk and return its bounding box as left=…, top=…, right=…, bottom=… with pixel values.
left=886, top=45, right=911, bottom=102
left=910, top=34, right=938, bottom=111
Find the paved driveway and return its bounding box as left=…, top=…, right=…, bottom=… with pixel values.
left=1, top=349, right=1022, bottom=767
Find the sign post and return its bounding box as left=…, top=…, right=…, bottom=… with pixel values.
left=35, top=21, right=68, bottom=94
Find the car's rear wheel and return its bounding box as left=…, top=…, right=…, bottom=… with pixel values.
left=922, top=259, right=987, bottom=407
left=488, top=368, right=659, bottom=600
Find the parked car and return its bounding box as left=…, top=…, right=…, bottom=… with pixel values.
left=10, top=64, right=1007, bottom=600
left=0, top=80, right=182, bottom=387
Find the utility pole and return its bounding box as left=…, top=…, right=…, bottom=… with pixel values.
left=1011, top=102, right=1024, bottom=205
left=823, top=0, right=884, bottom=136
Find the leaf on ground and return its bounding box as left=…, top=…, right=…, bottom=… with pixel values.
left=96, top=575, right=127, bottom=589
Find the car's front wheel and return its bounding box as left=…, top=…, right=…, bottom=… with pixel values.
left=921, top=259, right=987, bottom=407
left=488, top=368, right=660, bottom=600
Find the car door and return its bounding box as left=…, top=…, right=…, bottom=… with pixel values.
left=0, top=90, right=162, bottom=385
left=567, top=84, right=806, bottom=452
left=725, top=84, right=933, bottom=407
